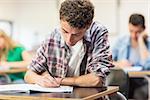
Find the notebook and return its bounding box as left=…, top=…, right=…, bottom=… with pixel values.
left=0, top=84, right=73, bottom=93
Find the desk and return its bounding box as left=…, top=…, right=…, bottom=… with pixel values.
left=128, top=71, right=150, bottom=78
left=110, top=68, right=149, bottom=99
left=0, top=86, right=119, bottom=100
left=0, top=68, right=27, bottom=75
left=112, top=67, right=150, bottom=78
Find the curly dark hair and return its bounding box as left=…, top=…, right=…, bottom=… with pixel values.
left=59, top=0, right=94, bottom=29
left=129, top=13, right=145, bottom=29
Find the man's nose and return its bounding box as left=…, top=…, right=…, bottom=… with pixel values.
left=67, top=34, right=73, bottom=42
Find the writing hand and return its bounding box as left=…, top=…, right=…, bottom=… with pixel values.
left=36, top=74, right=62, bottom=88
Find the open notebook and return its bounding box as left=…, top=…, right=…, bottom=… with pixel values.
left=0, top=84, right=73, bottom=93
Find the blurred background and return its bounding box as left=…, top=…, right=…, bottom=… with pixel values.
left=0, top=0, right=149, bottom=50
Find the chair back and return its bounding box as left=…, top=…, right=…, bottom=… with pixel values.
left=106, top=68, right=129, bottom=98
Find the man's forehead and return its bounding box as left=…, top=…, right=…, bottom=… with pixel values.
left=61, top=24, right=86, bottom=34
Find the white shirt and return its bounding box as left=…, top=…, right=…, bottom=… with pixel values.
left=67, top=39, right=85, bottom=77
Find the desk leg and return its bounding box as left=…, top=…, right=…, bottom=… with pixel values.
left=144, top=76, right=150, bottom=99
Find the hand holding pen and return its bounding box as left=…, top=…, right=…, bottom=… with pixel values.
left=37, top=74, right=62, bottom=87
left=35, top=51, right=63, bottom=87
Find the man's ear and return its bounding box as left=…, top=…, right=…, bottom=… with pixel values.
left=86, top=24, right=91, bottom=29
left=86, top=21, right=93, bottom=29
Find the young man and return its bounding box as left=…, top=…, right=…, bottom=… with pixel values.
left=25, top=0, right=114, bottom=87
left=111, top=13, right=149, bottom=99
left=112, top=13, right=150, bottom=70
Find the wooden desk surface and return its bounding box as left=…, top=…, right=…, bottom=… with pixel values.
left=0, top=86, right=119, bottom=100
left=128, top=71, right=150, bottom=78
left=0, top=68, right=27, bottom=75
left=111, top=67, right=150, bottom=78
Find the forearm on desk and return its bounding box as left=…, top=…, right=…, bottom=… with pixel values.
left=25, top=70, right=103, bottom=87
left=61, top=73, right=103, bottom=87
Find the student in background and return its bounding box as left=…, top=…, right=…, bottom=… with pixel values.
left=25, top=0, right=114, bottom=88
left=112, top=13, right=150, bottom=70
left=111, top=13, right=149, bottom=99
left=0, top=29, right=31, bottom=83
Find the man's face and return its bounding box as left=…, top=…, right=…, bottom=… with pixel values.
left=128, top=23, right=144, bottom=40
left=60, top=20, right=88, bottom=46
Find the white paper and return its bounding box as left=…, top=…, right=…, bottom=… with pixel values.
left=0, top=84, right=73, bottom=93
left=122, top=66, right=142, bottom=72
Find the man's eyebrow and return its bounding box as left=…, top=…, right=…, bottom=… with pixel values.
left=62, top=28, right=68, bottom=33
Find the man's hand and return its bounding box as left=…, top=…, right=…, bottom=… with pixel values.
left=35, top=74, right=62, bottom=87
left=138, top=32, right=148, bottom=42
left=137, top=32, right=150, bottom=60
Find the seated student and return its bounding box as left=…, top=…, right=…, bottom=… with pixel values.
left=25, top=0, right=114, bottom=88
left=112, top=13, right=150, bottom=70
left=111, top=13, right=149, bottom=99
left=0, top=29, right=31, bottom=83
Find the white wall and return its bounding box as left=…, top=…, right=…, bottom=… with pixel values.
left=92, top=0, right=117, bottom=34
left=0, top=0, right=149, bottom=50
left=0, top=0, right=59, bottom=50
left=119, top=0, right=149, bottom=35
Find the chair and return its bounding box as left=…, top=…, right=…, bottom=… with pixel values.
left=106, top=68, right=129, bottom=99
left=0, top=74, right=11, bottom=85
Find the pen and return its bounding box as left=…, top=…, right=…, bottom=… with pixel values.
left=39, top=51, right=57, bottom=82
left=43, top=63, right=56, bottom=80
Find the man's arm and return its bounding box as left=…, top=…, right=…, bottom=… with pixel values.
left=24, top=69, right=60, bottom=87
left=61, top=73, right=103, bottom=87
left=24, top=69, right=103, bottom=87
left=138, top=33, right=150, bottom=61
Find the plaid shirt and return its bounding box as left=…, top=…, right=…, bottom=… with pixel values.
left=29, top=21, right=114, bottom=79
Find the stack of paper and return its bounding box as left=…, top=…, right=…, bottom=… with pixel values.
left=0, top=84, right=73, bottom=93
left=122, top=66, right=142, bottom=72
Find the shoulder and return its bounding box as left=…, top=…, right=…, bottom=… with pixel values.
left=45, top=27, right=61, bottom=42
left=115, top=35, right=130, bottom=44
left=88, top=21, right=108, bottom=34
left=12, top=45, right=25, bottom=53
left=111, top=35, right=130, bottom=49
left=7, top=45, right=25, bottom=56
left=84, top=21, right=108, bottom=41
left=40, top=27, right=62, bottom=49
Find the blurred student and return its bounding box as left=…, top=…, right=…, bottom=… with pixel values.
left=0, top=29, right=31, bottom=83
left=112, top=13, right=150, bottom=70
left=111, top=13, right=149, bottom=99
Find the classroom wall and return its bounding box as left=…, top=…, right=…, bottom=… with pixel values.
left=92, top=0, right=117, bottom=34
left=0, top=0, right=59, bottom=50
left=119, top=0, right=149, bottom=35
left=0, top=0, right=149, bottom=50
